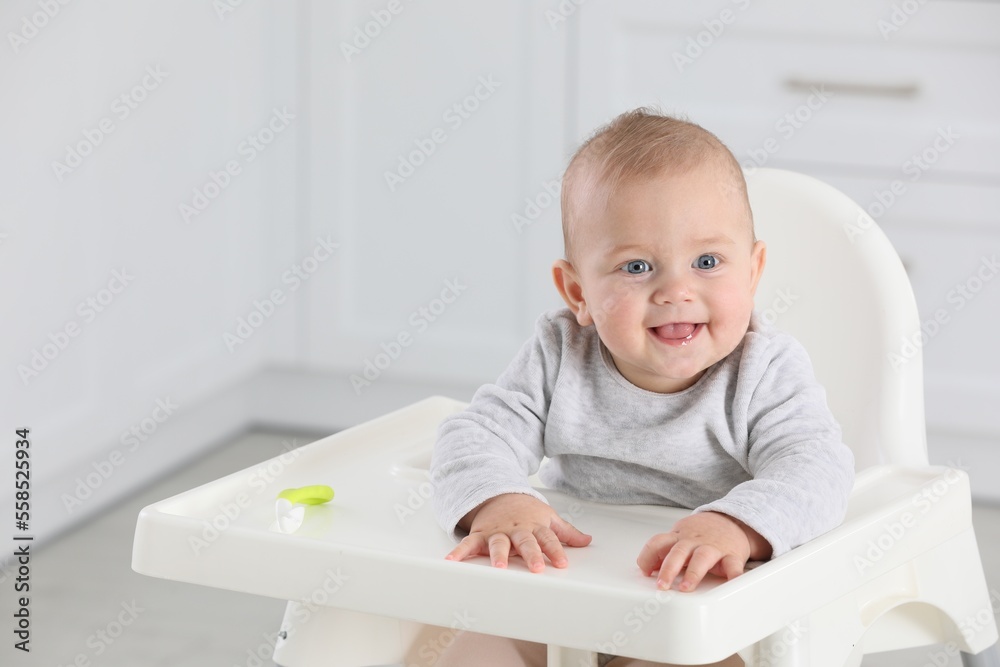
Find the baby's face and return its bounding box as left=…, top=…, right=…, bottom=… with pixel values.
left=555, top=161, right=766, bottom=393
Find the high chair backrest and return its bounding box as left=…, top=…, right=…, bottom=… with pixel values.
left=746, top=168, right=927, bottom=470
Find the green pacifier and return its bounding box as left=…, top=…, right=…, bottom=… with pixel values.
left=277, top=485, right=335, bottom=505
left=274, top=485, right=335, bottom=534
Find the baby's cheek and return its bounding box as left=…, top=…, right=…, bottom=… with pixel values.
left=592, top=286, right=635, bottom=325
left=711, top=293, right=755, bottom=338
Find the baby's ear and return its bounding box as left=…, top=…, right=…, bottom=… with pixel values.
left=552, top=259, right=593, bottom=326
left=748, top=240, right=767, bottom=295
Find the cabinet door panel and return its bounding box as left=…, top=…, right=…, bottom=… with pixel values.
left=576, top=0, right=1000, bottom=179
left=303, top=1, right=568, bottom=385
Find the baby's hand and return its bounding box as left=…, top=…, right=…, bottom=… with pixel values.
left=636, top=511, right=771, bottom=592
left=446, top=493, right=592, bottom=572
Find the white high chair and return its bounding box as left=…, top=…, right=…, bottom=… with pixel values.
left=132, top=168, right=999, bottom=667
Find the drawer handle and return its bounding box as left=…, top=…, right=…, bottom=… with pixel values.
left=784, top=77, right=920, bottom=99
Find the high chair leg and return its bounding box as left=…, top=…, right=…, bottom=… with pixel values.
left=273, top=602, right=422, bottom=666
left=962, top=644, right=1000, bottom=667
left=546, top=645, right=599, bottom=666
left=738, top=617, right=811, bottom=667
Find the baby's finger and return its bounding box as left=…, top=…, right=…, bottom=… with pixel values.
left=719, top=554, right=745, bottom=581
left=550, top=514, right=593, bottom=548
left=636, top=533, right=678, bottom=575
left=534, top=526, right=569, bottom=568
left=677, top=546, right=720, bottom=592
left=510, top=529, right=546, bottom=572
left=656, top=542, right=691, bottom=590
left=487, top=533, right=511, bottom=569
left=445, top=533, right=486, bottom=562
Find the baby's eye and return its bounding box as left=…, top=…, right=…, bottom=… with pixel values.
left=622, top=260, right=652, bottom=275
left=694, top=254, right=718, bottom=270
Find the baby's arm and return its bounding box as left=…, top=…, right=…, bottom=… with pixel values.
left=636, top=511, right=771, bottom=591
left=431, top=312, right=594, bottom=570
left=639, top=334, right=854, bottom=591
left=446, top=493, right=592, bottom=572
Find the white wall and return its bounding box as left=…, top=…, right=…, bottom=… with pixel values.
left=0, top=0, right=301, bottom=541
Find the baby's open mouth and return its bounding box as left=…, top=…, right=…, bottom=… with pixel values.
left=650, top=322, right=703, bottom=347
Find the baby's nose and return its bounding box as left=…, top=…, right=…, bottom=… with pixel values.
left=651, top=269, right=694, bottom=303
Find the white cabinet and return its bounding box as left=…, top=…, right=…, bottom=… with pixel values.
left=573, top=0, right=1000, bottom=440
left=301, top=1, right=570, bottom=388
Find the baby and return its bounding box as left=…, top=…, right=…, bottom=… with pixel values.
left=428, top=108, right=856, bottom=667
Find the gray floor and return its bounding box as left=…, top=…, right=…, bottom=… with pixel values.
left=4, top=429, right=998, bottom=667
left=2, top=430, right=319, bottom=667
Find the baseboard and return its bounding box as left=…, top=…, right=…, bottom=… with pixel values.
left=23, top=378, right=254, bottom=550
left=0, top=375, right=256, bottom=584
left=243, top=368, right=1000, bottom=505
left=928, top=430, right=1000, bottom=505
left=243, top=366, right=479, bottom=434
left=5, top=369, right=478, bottom=559
left=923, top=373, right=1000, bottom=504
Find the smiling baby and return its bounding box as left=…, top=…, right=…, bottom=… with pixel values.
left=429, top=108, right=856, bottom=667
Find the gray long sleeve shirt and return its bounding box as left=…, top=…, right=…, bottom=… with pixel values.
left=430, top=308, right=855, bottom=557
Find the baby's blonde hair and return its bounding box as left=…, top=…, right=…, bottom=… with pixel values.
left=560, top=107, right=754, bottom=261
